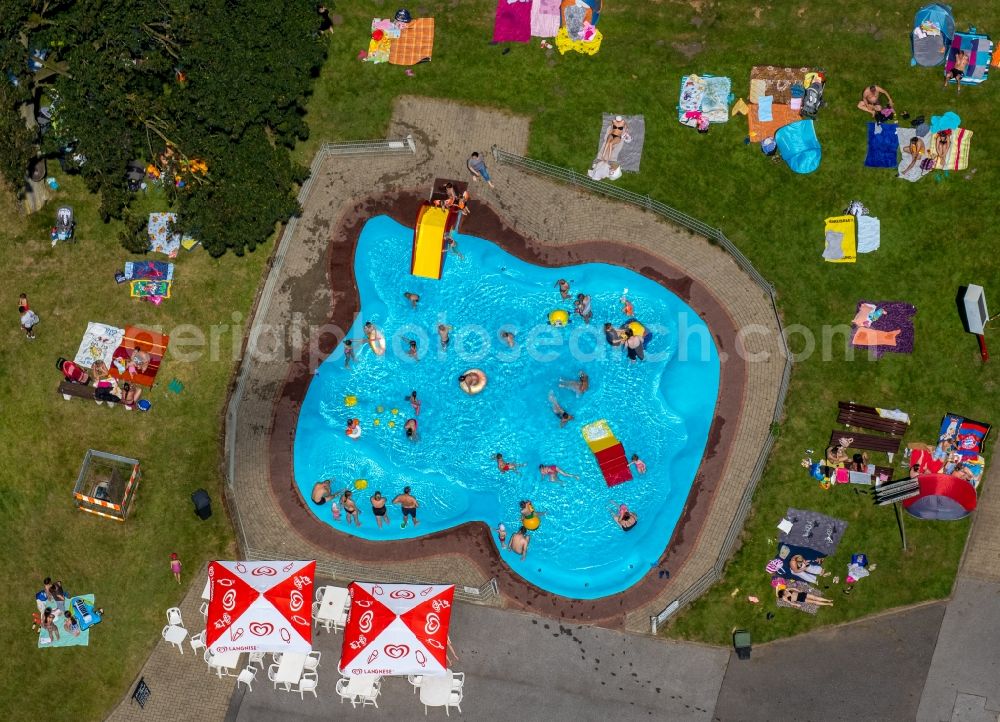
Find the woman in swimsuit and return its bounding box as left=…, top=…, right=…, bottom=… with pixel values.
left=900, top=136, right=926, bottom=176
left=341, top=490, right=360, bottom=526
left=404, top=418, right=418, bottom=441
left=601, top=116, right=628, bottom=161
left=934, top=130, right=951, bottom=169
left=555, top=278, right=571, bottom=299
left=370, top=491, right=389, bottom=529
left=613, top=507, right=639, bottom=532
left=776, top=586, right=833, bottom=607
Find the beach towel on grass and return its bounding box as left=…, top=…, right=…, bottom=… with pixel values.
left=939, top=127, right=973, bottom=170
left=678, top=74, right=731, bottom=126
left=747, top=102, right=800, bottom=143
left=856, top=215, right=881, bottom=253
left=851, top=300, right=916, bottom=357
left=74, top=322, right=125, bottom=369
left=596, top=114, right=645, bottom=172
left=779, top=509, right=848, bottom=557
left=38, top=594, right=94, bottom=648
left=130, top=280, right=171, bottom=299
left=493, top=0, right=532, bottom=43
left=531, top=0, right=561, bottom=38
left=749, top=65, right=814, bottom=104
left=865, top=122, right=899, bottom=168
left=124, top=260, right=174, bottom=282
left=823, top=216, right=856, bottom=263
left=389, top=18, right=434, bottom=65
left=774, top=579, right=823, bottom=614
left=896, top=127, right=934, bottom=182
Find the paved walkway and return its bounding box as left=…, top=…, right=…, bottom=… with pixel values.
left=227, top=96, right=785, bottom=632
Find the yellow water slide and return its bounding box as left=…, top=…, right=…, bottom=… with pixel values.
left=410, top=203, right=453, bottom=279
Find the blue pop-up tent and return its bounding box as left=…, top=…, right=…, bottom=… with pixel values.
left=775, top=119, right=821, bottom=175
left=912, top=4, right=955, bottom=66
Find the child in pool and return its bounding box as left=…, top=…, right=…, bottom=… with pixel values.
left=497, top=523, right=507, bottom=549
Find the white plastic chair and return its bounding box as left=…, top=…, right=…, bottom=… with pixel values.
left=446, top=689, right=463, bottom=716
left=304, top=651, right=321, bottom=671
left=248, top=651, right=265, bottom=669
left=312, top=601, right=333, bottom=633
left=203, top=649, right=215, bottom=668
left=451, top=672, right=465, bottom=690
left=199, top=601, right=209, bottom=617
left=360, top=680, right=380, bottom=709
left=237, top=666, right=257, bottom=692
left=270, top=652, right=284, bottom=664
left=407, top=674, right=423, bottom=694
left=166, top=607, right=183, bottom=626
left=336, top=678, right=356, bottom=707
left=297, top=672, right=319, bottom=700
left=189, top=630, right=206, bottom=654
left=161, top=624, right=185, bottom=653
left=267, top=663, right=281, bottom=690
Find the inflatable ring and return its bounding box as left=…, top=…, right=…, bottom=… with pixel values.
left=369, top=332, right=386, bottom=356
left=548, top=309, right=569, bottom=327
left=523, top=515, right=541, bottom=531
left=459, top=369, right=488, bottom=395
left=354, top=479, right=368, bottom=490
left=626, top=321, right=645, bottom=337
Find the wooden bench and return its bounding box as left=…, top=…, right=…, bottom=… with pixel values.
left=837, top=401, right=909, bottom=437
left=828, top=431, right=901, bottom=458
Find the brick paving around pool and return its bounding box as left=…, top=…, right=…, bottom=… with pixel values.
left=225, top=97, right=786, bottom=633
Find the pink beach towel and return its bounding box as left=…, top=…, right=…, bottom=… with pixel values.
left=531, top=0, right=561, bottom=38
left=493, top=0, right=533, bottom=43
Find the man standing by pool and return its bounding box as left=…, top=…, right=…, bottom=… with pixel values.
left=393, top=486, right=420, bottom=528
left=508, top=526, right=530, bottom=560
left=467, top=151, right=495, bottom=189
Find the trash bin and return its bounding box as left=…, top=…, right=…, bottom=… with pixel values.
left=733, top=629, right=752, bottom=660
left=191, top=489, right=212, bottom=520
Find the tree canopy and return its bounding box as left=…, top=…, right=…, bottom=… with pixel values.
left=0, top=0, right=326, bottom=256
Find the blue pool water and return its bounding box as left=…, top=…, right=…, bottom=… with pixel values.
left=293, top=215, right=720, bottom=599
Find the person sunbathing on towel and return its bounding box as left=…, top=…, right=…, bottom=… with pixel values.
left=789, top=554, right=830, bottom=584
left=945, top=50, right=969, bottom=93
left=129, top=349, right=151, bottom=374
left=600, top=116, right=628, bottom=162
left=776, top=585, right=833, bottom=608
left=934, top=130, right=951, bottom=169
left=825, top=443, right=850, bottom=467
left=900, top=136, right=926, bottom=176
left=857, top=85, right=894, bottom=117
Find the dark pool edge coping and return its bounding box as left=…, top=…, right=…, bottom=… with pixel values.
left=267, top=189, right=747, bottom=627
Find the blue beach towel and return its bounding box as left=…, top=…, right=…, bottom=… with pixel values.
left=864, top=122, right=899, bottom=168
left=758, top=95, right=774, bottom=122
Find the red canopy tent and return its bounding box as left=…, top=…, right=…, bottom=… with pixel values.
left=340, top=582, right=454, bottom=677
left=205, top=560, right=315, bottom=655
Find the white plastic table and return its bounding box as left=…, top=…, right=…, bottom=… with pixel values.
left=317, top=586, right=349, bottom=623
left=419, top=671, right=454, bottom=709
left=274, top=652, right=308, bottom=691
left=163, top=625, right=187, bottom=646
left=209, top=649, right=242, bottom=677
left=344, top=675, right=379, bottom=704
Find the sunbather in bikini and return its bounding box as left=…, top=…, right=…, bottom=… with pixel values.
left=900, top=136, right=926, bottom=175
left=600, top=116, right=628, bottom=162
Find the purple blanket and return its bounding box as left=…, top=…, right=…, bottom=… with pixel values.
left=852, top=300, right=917, bottom=358
left=493, top=0, right=532, bottom=43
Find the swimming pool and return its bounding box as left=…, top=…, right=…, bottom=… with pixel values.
left=293, top=215, right=720, bottom=599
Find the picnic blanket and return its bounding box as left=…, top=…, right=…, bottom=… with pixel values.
left=747, top=102, right=800, bottom=143
left=851, top=300, right=916, bottom=357
left=678, top=74, right=732, bottom=127
left=595, top=114, right=646, bottom=172
left=748, top=65, right=813, bottom=104
left=896, top=127, right=934, bottom=182
left=74, top=322, right=125, bottom=369
left=364, top=18, right=399, bottom=64
left=38, top=594, right=95, bottom=649
left=124, top=260, right=174, bottom=281
left=109, top=326, right=169, bottom=387
left=148, top=212, right=181, bottom=257
left=494, top=0, right=532, bottom=43
left=937, top=127, right=973, bottom=171
left=779, top=509, right=848, bottom=557
left=389, top=18, right=435, bottom=65
left=865, top=122, right=899, bottom=168
left=822, top=216, right=857, bottom=263
left=130, top=280, right=171, bottom=299
left=530, top=0, right=561, bottom=38
left=554, top=25, right=602, bottom=55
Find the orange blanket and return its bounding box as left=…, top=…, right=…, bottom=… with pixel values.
left=852, top=327, right=899, bottom=347
left=747, top=102, right=801, bottom=143
left=109, top=326, right=170, bottom=388
left=389, top=18, right=435, bottom=65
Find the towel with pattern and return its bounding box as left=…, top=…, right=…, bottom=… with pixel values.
left=678, top=74, right=732, bottom=126
left=851, top=300, right=917, bottom=358
left=748, top=65, right=813, bottom=104
left=74, top=322, right=126, bottom=369
left=938, top=127, right=973, bottom=171
left=530, top=0, right=561, bottom=38
left=747, top=102, right=800, bottom=143
left=896, top=127, right=934, bottom=182
left=389, top=18, right=435, bottom=65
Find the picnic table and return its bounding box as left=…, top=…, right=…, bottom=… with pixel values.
left=274, top=652, right=308, bottom=691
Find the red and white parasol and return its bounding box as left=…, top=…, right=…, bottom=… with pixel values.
left=205, top=560, right=315, bottom=654
left=339, top=582, right=454, bottom=677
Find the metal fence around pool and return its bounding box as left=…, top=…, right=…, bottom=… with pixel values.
left=489, top=146, right=793, bottom=634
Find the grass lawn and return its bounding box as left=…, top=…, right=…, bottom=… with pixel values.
left=2, top=0, right=999, bottom=718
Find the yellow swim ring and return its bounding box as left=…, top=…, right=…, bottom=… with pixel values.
left=548, top=309, right=569, bottom=327
left=627, top=321, right=645, bottom=337
left=459, top=369, right=488, bottom=395
left=523, top=515, right=541, bottom=531
left=354, top=479, right=368, bottom=490
left=344, top=395, right=358, bottom=407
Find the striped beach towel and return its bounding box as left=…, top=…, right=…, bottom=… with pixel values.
left=389, top=18, right=435, bottom=65
left=939, top=127, right=973, bottom=171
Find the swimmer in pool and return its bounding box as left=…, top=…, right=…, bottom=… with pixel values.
left=406, top=339, right=419, bottom=360
left=559, top=370, right=589, bottom=396
left=509, top=526, right=530, bottom=560
left=538, top=464, right=578, bottom=483
left=555, top=278, right=571, bottom=299
left=341, top=490, right=360, bottom=526
left=370, top=491, right=389, bottom=529
left=445, top=232, right=464, bottom=259
left=613, top=507, right=638, bottom=532
left=311, top=480, right=335, bottom=505
left=405, top=390, right=421, bottom=415
left=574, top=293, right=593, bottom=324
left=519, top=499, right=546, bottom=521
left=393, top=486, right=420, bottom=528
left=343, top=339, right=355, bottom=368
left=459, top=370, right=484, bottom=391
left=621, top=293, right=634, bottom=317
left=548, top=391, right=574, bottom=427
left=629, top=454, right=647, bottom=475
left=499, top=330, right=516, bottom=348
left=495, top=453, right=525, bottom=474
left=404, top=418, right=419, bottom=441
left=604, top=322, right=624, bottom=347
left=438, top=324, right=452, bottom=350
left=403, top=292, right=420, bottom=309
